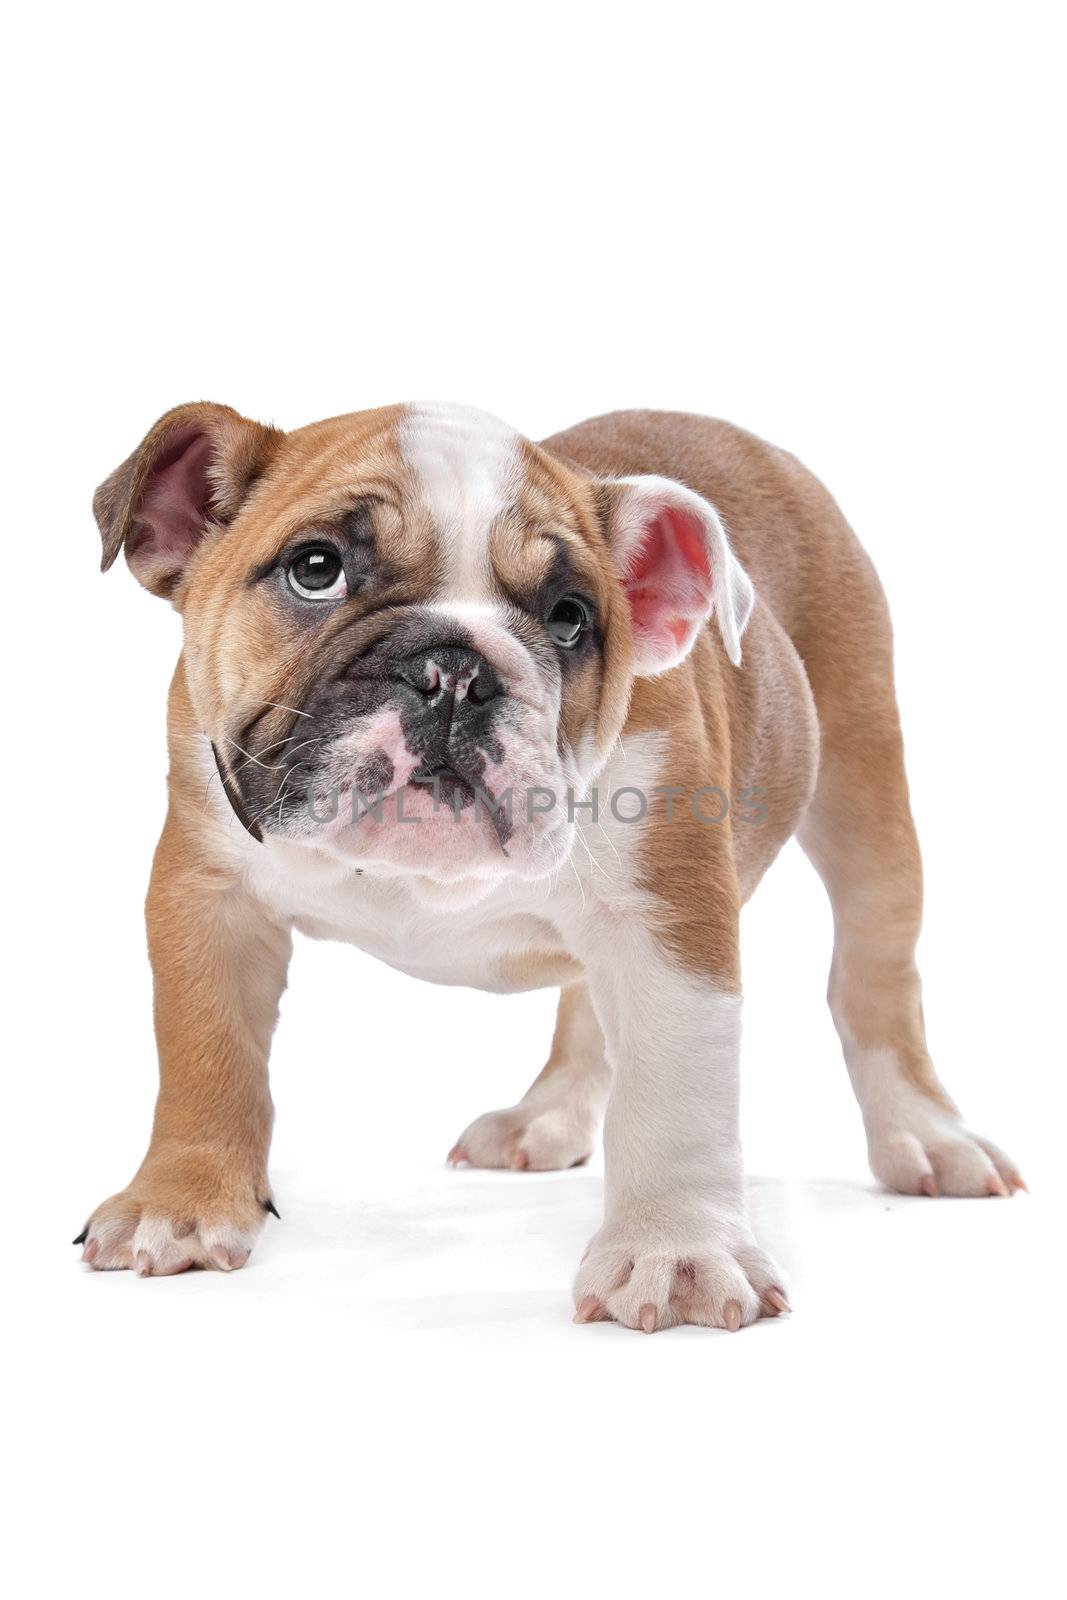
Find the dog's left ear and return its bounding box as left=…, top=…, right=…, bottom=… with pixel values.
left=603, top=475, right=755, bottom=673
left=93, top=401, right=283, bottom=600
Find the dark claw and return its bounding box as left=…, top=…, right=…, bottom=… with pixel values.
left=72, top=1228, right=89, bottom=1246
left=262, top=1198, right=281, bottom=1219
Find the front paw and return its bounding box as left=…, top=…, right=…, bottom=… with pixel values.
left=76, top=1153, right=274, bottom=1276
left=573, top=1213, right=788, bottom=1334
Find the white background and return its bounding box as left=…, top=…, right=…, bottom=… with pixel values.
left=5, top=3, right=1064, bottom=1595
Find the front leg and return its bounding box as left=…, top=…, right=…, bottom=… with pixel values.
left=572, top=916, right=787, bottom=1334
left=77, top=814, right=291, bottom=1275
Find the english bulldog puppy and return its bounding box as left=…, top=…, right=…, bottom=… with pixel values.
left=78, top=402, right=1023, bottom=1331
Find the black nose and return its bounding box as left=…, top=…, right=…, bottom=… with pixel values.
left=394, top=645, right=503, bottom=711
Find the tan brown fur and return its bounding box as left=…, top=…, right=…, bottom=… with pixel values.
left=543, top=410, right=949, bottom=1106
left=493, top=947, right=584, bottom=992
left=82, top=400, right=1003, bottom=1274
left=84, top=798, right=291, bottom=1268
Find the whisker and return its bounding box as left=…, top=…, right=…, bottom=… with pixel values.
left=225, top=738, right=281, bottom=771
left=238, top=734, right=324, bottom=775
left=226, top=734, right=323, bottom=774
left=261, top=701, right=314, bottom=719
left=202, top=765, right=221, bottom=814
left=566, top=854, right=586, bottom=914
left=274, top=768, right=303, bottom=825
left=573, top=821, right=611, bottom=882
left=595, top=819, right=622, bottom=867
left=245, top=754, right=313, bottom=829
left=231, top=731, right=305, bottom=773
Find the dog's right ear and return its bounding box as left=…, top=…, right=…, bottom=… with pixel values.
left=93, top=402, right=283, bottom=600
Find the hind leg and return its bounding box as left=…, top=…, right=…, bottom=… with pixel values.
left=448, top=982, right=610, bottom=1171
left=798, top=662, right=1023, bottom=1198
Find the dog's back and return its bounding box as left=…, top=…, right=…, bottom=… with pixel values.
left=545, top=408, right=965, bottom=1128
left=542, top=408, right=890, bottom=718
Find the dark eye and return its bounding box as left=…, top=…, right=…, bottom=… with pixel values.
left=287, top=546, right=347, bottom=600
left=545, top=594, right=591, bottom=648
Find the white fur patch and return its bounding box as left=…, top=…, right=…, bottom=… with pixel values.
left=571, top=913, right=780, bottom=1330
left=398, top=401, right=522, bottom=600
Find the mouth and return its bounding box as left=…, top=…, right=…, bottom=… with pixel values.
left=407, top=762, right=512, bottom=850
left=410, top=761, right=476, bottom=803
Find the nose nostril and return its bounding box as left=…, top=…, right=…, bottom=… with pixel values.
left=399, top=662, right=441, bottom=696
left=396, top=647, right=500, bottom=706
left=465, top=666, right=499, bottom=706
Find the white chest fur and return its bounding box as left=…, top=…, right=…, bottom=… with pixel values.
left=248, top=843, right=574, bottom=990
left=233, top=733, right=670, bottom=992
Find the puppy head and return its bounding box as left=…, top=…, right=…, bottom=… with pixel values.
left=95, top=401, right=752, bottom=885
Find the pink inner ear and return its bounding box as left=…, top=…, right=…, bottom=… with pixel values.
left=624, top=506, right=713, bottom=666
left=126, top=428, right=215, bottom=571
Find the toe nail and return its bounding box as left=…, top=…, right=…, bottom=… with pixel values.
left=447, top=1146, right=468, bottom=1167
left=209, top=1247, right=234, bottom=1271
left=1009, top=1175, right=1028, bottom=1193
left=986, top=1176, right=1009, bottom=1197
left=724, top=1299, right=742, bottom=1332
left=919, top=1174, right=939, bottom=1197
left=639, top=1303, right=657, bottom=1334
left=764, top=1286, right=791, bottom=1315
left=135, top=1251, right=153, bottom=1278
left=509, top=1149, right=530, bottom=1171
left=72, top=1227, right=89, bottom=1246
left=574, top=1294, right=602, bottom=1323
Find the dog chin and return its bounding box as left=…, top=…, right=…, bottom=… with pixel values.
left=284, top=778, right=574, bottom=888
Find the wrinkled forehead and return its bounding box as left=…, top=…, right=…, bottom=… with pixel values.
left=266, top=400, right=597, bottom=602
left=397, top=401, right=604, bottom=607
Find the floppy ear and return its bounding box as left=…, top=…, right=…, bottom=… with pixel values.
left=604, top=474, right=755, bottom=673
left=93, top=402, right=283, bottom=600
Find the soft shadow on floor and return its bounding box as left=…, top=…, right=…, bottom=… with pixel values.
left=240, top=1162, right=1032, bottom=1334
